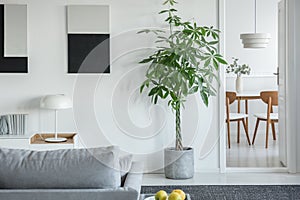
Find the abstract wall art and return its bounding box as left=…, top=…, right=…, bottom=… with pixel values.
left=0, top=4, right=28, bottom=73
left=67, top=5, right=110, bottom=73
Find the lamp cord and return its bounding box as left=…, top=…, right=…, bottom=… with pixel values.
left=254, top=0, right=257, bottom=33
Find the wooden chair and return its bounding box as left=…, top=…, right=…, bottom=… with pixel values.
left=252, top=91, right=278, bottom=148
left=226, top=92, right=251, bottom=148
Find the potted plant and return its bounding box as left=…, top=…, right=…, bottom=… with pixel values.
left=138, top=0, right=226, bottom=179
left=226, top=57, right=251, bottom=93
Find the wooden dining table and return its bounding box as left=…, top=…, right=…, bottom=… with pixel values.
left=235, top=91, right=261, bottom=143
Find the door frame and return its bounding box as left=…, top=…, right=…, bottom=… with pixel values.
left=218, top=0, right=297, bottom=173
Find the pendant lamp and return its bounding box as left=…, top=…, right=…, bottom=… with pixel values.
left=240, top=0, right=271, bottom=48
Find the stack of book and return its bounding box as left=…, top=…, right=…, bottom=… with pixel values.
left=0, top=114, right=28, bottom=135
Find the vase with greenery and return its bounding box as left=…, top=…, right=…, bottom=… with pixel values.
left=138, top=0, right=227, bottom=179
left=226, top=57, right=251, bottom=93
left=226, top=57, right=251, bottom=77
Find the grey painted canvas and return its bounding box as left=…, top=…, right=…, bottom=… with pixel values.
left=4, top=5, right=27, bottom=57
left=67, top=5, right=109, bottom=34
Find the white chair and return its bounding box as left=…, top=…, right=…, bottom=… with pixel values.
left=252, top=91, right=278, bottom=148
left=226, top=92, right=251, bottom=149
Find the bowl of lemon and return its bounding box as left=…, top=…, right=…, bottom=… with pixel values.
left=144, top=189, right=188, bottom=200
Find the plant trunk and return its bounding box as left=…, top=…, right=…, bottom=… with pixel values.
left=175, top=107, right=183, bottom=151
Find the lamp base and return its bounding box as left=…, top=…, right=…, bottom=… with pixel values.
left=45, top=137, right=67, bottom=143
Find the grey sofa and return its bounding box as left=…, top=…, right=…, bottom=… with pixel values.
left=0, top=147, right=143, bottom=200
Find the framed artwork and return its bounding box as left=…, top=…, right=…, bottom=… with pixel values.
left=0, top=4, right=28, bottom=73
left=67, top=5, right=110, bottom=73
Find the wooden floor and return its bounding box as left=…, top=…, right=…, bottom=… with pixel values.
left=226, top=130, right=284, bottom=168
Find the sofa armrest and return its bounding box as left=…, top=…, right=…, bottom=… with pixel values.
left=124, top=161, right=143, bottom=197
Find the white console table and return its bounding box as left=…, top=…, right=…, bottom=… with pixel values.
left=0, top=133, right=79, bottom=150
left=0, top=135, right=31, bottom=149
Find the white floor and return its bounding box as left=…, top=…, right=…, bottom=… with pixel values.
left=226, top=131, right=283, bottom=168
left=142, top=128, right=300, bottom=186
left=142, top=173, right=300, bottom=186
left=142, top=131, right=300, bottom=186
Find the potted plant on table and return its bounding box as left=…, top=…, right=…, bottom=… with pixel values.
left=138, top=0, right=227, bottom=179
left=226, top=57, right=251, bottom=93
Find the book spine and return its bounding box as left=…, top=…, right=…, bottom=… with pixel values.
left=3, top=114, right=28, bottom=135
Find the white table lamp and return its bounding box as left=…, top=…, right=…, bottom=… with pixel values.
left=40, top=94, right=73, bottom=143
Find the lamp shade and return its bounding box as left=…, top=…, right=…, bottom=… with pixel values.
left=240, top=33, right=271, bottom=48
left=40, top=94, right=72, bottom=110
left=240, top=0, right=271, bottom=48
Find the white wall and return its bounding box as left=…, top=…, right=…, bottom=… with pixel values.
left=225, top=0, right=278, bottom=135
left=285, top=0, right=300, bottom=173
left=0, top=0, right=221, bottom=172
left=226, top=0, right=278, bottom=74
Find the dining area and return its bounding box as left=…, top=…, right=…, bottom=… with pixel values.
left=226, top=90, right=278, bottom=149
left=224, top=59, right=283, bottom=168
left=225, top=89, right=283, bottom=168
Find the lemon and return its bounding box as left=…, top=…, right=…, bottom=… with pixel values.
left=168, top=192, right=182, bottom=200
left=154, top=190, right=168, bottom=200
left=172, top=189, right=186, bottom=200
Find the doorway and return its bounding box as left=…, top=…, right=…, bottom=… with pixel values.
left=218, top=0, right=288, bottom=171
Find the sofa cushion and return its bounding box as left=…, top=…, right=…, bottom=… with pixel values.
left=119, top=154, right=133, bottom=177
left=0, top=146, right=121, bottom=189
left=119, top=154, right=133, bottom=186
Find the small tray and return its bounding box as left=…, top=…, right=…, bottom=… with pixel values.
left=30, top=133, right=77, bottom=144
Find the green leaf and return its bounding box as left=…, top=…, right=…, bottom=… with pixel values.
left=155, top=40, right=165, bottom=43
left=163, top=0, right=169, bottom=5
left=204, top=58, right=211, bottom=67
left=148, top=87, right=158, bottom=96
left=213, top=59, right=219, bottom=70
left=137, top=29, right=150, bottom=34
left=163, top=90, right=169, bottom=99
left=169, top=8, right=177, bottom=12
left=200, top=91, right=209, bottom=106
left=215, top=56, right=227, bottom=65
left=189, top=86, right=198, bottom=94
left=139, top=57, right=154, bottom=64
left=183, top=29, right=193, bottom=35
left=170, top=92, right=177, bottom=100
left=181, top=82, right=188, bottom=96
left=140, top=84, right=145, bottom=93
left=208, top=40, right=219, bottom=45
left=167, top=0, right=178, bottom=6
left=211, top=32, right=219, bottom=39
left=157, top=88, right=163, bottom=98
left=154, top=95, right=158, bottom=104
left=189, top=75, right=195, bottom=86
left=159, top=10, right=169, bottom=14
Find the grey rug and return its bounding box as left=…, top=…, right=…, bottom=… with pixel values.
left=141, top=185, right=300, bottom=200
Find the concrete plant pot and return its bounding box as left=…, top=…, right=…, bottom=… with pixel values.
left=164, top=147, right=194, bottom=179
